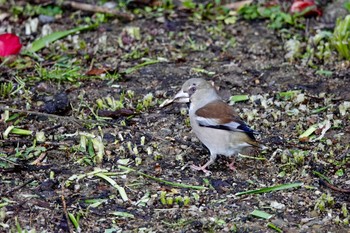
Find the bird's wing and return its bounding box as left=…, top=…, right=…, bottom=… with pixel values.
left=194, top=100, right=258, bottom=139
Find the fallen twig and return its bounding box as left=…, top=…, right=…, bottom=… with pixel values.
left=4, top=178, right=36, bottom=196
left=319, top=179, right=350, bottom=193
left=62, top=1, right=134, bottom=21
left=30, top=152, right=47, bottom=165
left=61, top=186, right=74, bottom=233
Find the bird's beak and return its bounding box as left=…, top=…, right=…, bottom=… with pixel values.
left=159, top=89, right=190, bottom=107
left=173, top=89, right=190, bottom=103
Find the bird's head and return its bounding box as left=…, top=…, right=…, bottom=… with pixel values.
left=173, top=78, right=216, bottom=103
left=159, top=78, right=219, bottom=108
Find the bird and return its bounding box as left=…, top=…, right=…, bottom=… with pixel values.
left=170, top=78, right=265, bottom=175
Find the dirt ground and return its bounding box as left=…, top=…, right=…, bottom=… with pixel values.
left=1, top=1, right=350, bottom=232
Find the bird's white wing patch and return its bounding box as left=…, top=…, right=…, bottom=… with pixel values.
left=222, top=121, right=242, bottom=130
left=195, top=116, right=220, bottom=126
left=195, top=116, right=242, bottom=131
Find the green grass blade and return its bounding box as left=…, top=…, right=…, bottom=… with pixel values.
left=299, top=124, right=318, bottom=139
left=15, top=216, right=22, bottom=233
left=27, top=24, right=97, bottom=53
left=311, top=105, right=329, bottom=114
left=68, top=212, right=80, bottom=230
left=230, top=95, right=249, bottom=104
left=250, top=210, right=273, bottom=219
left=124, top=60, right=160, bottom=74
left=313, top=171, right=332, bottom=184
left=267, top=222, right=283, bottom=233
left=235, top=182, right=303, bottom=196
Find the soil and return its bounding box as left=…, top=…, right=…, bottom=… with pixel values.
left=0, top=1, right=350, bottom=232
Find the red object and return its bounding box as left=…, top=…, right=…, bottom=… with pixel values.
left=0, top=33, right=22, bottom=57
left=290, top=0, right=322, bottom=17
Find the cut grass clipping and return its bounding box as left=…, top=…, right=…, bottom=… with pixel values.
left=235, top=182, right=303, bottom=196
left=94, top=173, right=128, bottom=201
left=267, top=222, right=283, bottom=233
left=230, top=94, right=249, bottom=104
left=66, top=168, right=128, bottom=201
left=250, top=210, right=273, bottom=220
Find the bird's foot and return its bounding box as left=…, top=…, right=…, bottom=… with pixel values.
left=190, top=164, right=212, bottom=176
left=227, top=161, right=236, bottom=171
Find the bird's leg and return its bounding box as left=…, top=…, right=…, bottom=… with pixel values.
left=191, top=153, right=217, bottom=175
left=227, top=159, right=236, bottom=171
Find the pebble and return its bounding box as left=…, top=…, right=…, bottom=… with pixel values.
left=39, top=15, right=55, bottom=24
left=180, top=145, right=188, bottom=150
left=270, top=201, right=286, bottom=210
left=103, top=1, right=117, bottom=9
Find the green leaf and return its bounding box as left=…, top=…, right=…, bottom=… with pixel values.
left=332, top=15, right=350, bottom=60
left=26, top=24, right=97, bottom=53
left=182, top=0, right=196, bottom=9
left=299, top=124, right=318, bottom=139
left=250, top=210, right=273, bottom=219
left=315, top=69, right=333, bottom=76
left=224, top=16, right=237, bottom=25
left=230, top=95, right=249, bottom=104
left=335, top=169, right=344, bottom=176
left=235, top=182, right=303, bottom=196
left=0, top=202, right=9, bottom=208
left=84, top=198, right=108, bottom=208
left=299, top=120, right=331, bottom=141
left=277, top=90, right=300, bottom=100
left=344, top=2, right=350, bottom=12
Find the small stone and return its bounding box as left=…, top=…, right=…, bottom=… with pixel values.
left=39, top=15, right=55, bottom=24
left=103, top=1, right=117, bottom=9
left=270, top=201, right=286, bottom=210
left=180, top=145, right=188, bottom=150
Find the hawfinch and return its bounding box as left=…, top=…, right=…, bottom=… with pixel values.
left=167, top=78, right=265, bottom=175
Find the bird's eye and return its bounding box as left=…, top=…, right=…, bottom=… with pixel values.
left=189, top=86, right=196, bottom=95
